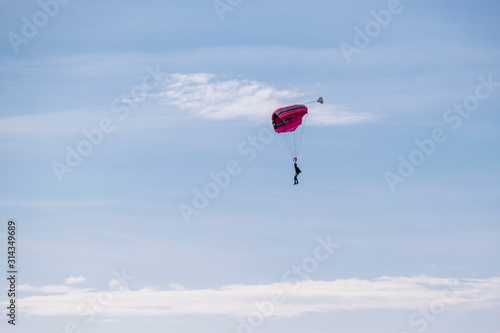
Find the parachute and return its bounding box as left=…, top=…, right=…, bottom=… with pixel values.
left=272, top=104, right=308, bottom=133
left=272, top=97, right=323, bottom=161
left=272, top=104, right=308, bottom=159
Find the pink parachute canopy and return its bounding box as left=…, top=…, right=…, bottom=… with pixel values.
left=272, top=104, right=308, bottom=133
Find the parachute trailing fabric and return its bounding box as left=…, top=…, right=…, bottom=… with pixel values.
left=272, top=104, right=308, bottom=133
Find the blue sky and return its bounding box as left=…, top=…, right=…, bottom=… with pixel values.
left=1, top=0, right=500, bottom=332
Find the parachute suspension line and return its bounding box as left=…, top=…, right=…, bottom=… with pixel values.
left=272, top=102, right=317, bottom=162
left=281, top=118, right=305, bottom=161
left=283, top=132, right=294, bottom=159
left=296, top=114, right=306, bottom=160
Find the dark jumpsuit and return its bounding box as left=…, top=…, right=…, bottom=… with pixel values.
left=294, top=163, right=301, bottom=185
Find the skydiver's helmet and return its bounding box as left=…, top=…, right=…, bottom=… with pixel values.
left=293, top=157, right=297, bottom=162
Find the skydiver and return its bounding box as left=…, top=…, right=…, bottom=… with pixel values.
left=294, top=162, right=301, bottom=185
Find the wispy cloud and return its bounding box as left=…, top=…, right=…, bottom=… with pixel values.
left=65, top=276, right=86, bottom=285
left=307, top=106, right=374, bottom=126
left=150, top=73, right=300, bottom=120
left=0, top=73, right=371, bottom=141
left=8, top=275, right=500, bottom=318
left=149, top=73, right=373, bottom=125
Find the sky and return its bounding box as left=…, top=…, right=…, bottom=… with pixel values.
left=1, top=0, right=500, bottom=332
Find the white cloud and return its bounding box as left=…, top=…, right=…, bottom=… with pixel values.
left=149, top=73, right=373, bottom=125
left=109, top=278, right=128, bottom=292
left=307, top=105, right=374, bottom=126
left=10, top=275, right=500, bottom=318
left=0, top=74, right=371, bottom=142
left=65, top=276, right=86, bottom=285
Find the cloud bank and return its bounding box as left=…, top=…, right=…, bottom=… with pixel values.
left=6, top=275, right=500, bottom=318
